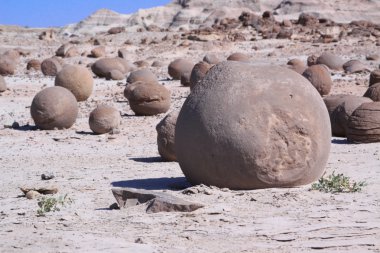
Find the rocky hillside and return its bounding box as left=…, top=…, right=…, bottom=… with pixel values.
left=61, top=0, right=380, bottom=35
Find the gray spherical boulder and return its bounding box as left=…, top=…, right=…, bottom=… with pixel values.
left=364, top=83, right=380, bottom=101
left=31, top=86, right=78, bottom=130
left=369, top=69, right=380, bottom=86
left=330, top=96, right=373, bottom=137
left=41, top=57, right=62, bottom=76
left=203, top=54, right=221, bottom=65
left=127, top=69, right=157, bottom=84
left=347, top=102, right=380, bottom=143
left=316, top=52, right=344, bottom=70
left=227, top=53, right=250, bottom=62
left=0, top=57, right=16, bottom=75
left=168, top=59, right=194, bottom=80
left=302, top=65, right=333, bottom=96
left=55, top=65, right=94, bottom=102
left=0, top=75, right=7, bottom=92
left=287, top=59, right=307, bottom=74
left=190, top=61, right=212, bottom=90
left=91, top=57, right=134, bottom=78
left=175, top=61, right=331, bottom=190
left=343, top=60, right=368, bottom=73
left=125, top=82, right=171, bottom=116
left=156, top=111, right=179, bottom=162
left=89, top=105, right=121, bottom=134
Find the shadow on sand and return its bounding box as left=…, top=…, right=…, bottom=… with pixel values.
left=331, top=138, right=351, bottom=145
left=129, top=156, right=164, bottom=163
left=111, top=177, right=191, bottom=191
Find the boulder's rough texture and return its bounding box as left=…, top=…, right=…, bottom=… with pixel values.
left=190, top=61, right=212, bottom=90
left=347, top=102, right=380, bottom=143
left=91, top=57, right=134, bottom=78
left=316, top=52, right=345, bottom=70
left=125, top=82, right=171, bottom=116
left=364, top=83, right=380, bottom=101
left=287, top=59, right=307, bottom=74
left=30, top=86, right=78, bottom=130
left=127, top=69, right=158, bottom=84
left=89, top=105, right=121, bottom=134
left=176, top=62, right=331, bottom=190
left=330, top=96, right=373, bottom=137
left=168, top=59, right=194, bottom=80
left=156, top=111, right=179, bottom=162
left=302, top=65, right=333, bottom=96
left=227, top=52, right=250, bottom=62
left=55, top=65, right=94, bottom=102
left=0, top=75, right=7, bottom=92
left=26, top=59, right=41, bottom=71
left=343, top=60, right=368, bottom=73
left=41, top=58, right=62, bottom=76
left=369, top=69, right=380, bottom=86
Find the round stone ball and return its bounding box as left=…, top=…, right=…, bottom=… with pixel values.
left=31, top=86, right=78, bottom=130
left=89, top=105, right=121, bottom=134
left=316, top=52, right=344, bottom=70
left=126, top=82, right=171, bottom=116
left=175, top=61, right=331, bottom=190
left=190, top=61, right=212, bottom=90
left=55, top=65, right=94, bottom=102
left=0, top=57, right=16, bottom=75
left=369, top=69, right=380, bottom=86
left=227, top=52, right=250, bottom=62
left=323, top=94, right=353, bottom=117
left=302, top=65, right=333, bottom=96
left=347, top=102, right=380, bottom=143
left=330, top=96, right=372, bottom=137
left=41, top=57, right=62, bottom=76
left=0, top=75, right=7, bottom=92
left=168, top=59, right=194, bottom=80
left=127, top=68, right=158, bottom=84
left=203, top=54, right=221, bottom=65
left=343, top=60, right=368, bottom=73
left=156, top=111, right=179, bottom=162
left=27, top=59, right=41, bottom=71
left=180, top=72, right=191, bottom=87
left=364, top=83, right=380, bottom=101
left=287, top=59, right=307, bottom=74
left=91, top=57, right=134, bottom=78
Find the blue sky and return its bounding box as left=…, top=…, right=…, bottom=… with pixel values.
left=0, top=0, right=171, bottom=28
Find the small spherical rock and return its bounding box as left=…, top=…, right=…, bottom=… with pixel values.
left=307, top=55, right=318, bottom=66
left=55, top=65, right=94, bottom=102
left=190, top=61, right=212, bottom=90
left=330, top=96, right=373, bottom=137
left=168, top=59, right=194, bottom=80
left=0, top=75, right=7, bottom=92
left=347, top=102, right=380, bottom=143
left=151, top=61, right=165, bottom=68
left=369, top=69, right=380, bottom=86
left=91, top=57, right=134, bottom=78
left=90, top=46, right=106, bottom=58
left=27, top=59, right=41, bottom=71
left=180, top=72, right=191, bottom=87
left=125, top=82, right=171, bottom=116
left=364, top=83, right=380, bottom=101
left=343, top=60, right=368, bottom=73
left=127, top=69, right=157, bottom=84
left=287, top=59, right=307, bottom=74
left=107, top=70, right=125, bottom=80
left=31, top=86, right=78, bottom=130
left=156, top=111, right=179, bottom=161
left=227, top=53, right=250, bottom=62
left=316, top=52, right=345, bottom=71
left=89, top=105, right=121, bottom=134
left=41, top=58, right=62, bottom=76
left=302, top=65, right=333, bottom=96
left=0, top=57, right=16, bottom=75
left=176, top=61, right=331, bottom=190
left=203, top=54, right=221, bottom=65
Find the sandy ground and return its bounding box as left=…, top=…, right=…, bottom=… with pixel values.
left=0, top=26, right=380, bottom=253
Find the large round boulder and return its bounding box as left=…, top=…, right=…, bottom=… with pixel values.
left=91, top=57, right=134, bottom=78
left=330, top=96, right=373, bottom=137
left=302, top=65, right=333, bottom=96
left=347, top=102, right=380, bottom=143
left=30, top=86, right=78, bottom=130
left=89, top=105, right=121, bottom=134
left=175, top=61, right=331, bottom=190
left=364, top=83, right=380, bottom=101
left=41, top=57, right=62, bottom=76
left=168, top=59, right=194, bottom=80
left=343, top=60, right=368, bottom=73
left=316, top=52, right=345, bottom=70
left=55, top=65, right=94, bottom=102
left=125, top=82, right=171, bottom=116
left=127, top=69, right=157, bottom=84
left=0, top=57, right=16, bottom=75
left=156, top=111, right=179, bottom=162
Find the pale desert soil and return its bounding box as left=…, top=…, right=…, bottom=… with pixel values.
left=0, top=27, right=379, bottom=253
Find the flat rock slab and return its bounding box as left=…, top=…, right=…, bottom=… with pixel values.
left=112, top=187, right=204, bottom=213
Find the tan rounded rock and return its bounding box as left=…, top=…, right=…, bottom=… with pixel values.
left=343, top=60, right=368, bottom=73
left=0, top=57, right=16, bottom=75
left=330, top=96, right=373, bottom=137
left=347, top=102, right=380, bottom=143
left=127, top=69, right=157, bottom=84
left=107, top=70, right=125, bottom=80
left=180, top=72, right=191, bottom=87
left=176, top=61, right=331, bottom=190
left=316, top=52, right=345, bottom=70
left=156, top=111, right=179, bottom=162
left=125, top=82, right=170, bottom=116
left=0, top=75, right=7, bottom=92
left=26, top=190, right=40, bottom=200
left=55, top=65, right=93, bottom=102
left=168, top=59, right=194, bottom=80
left=227, top=52, right=250, bottom=62
left=369, top=69, right=380, bottom=86
left=302, top=65, right=333, bottom=96
left=287, top=59, right=307, bottom=74
left=91, top=57, right=134, bottom=78
left=27, top=59, right=41, bottom=71
left=203, top=54, right=221, bottom=65
left=364, top=83, right=380, bottom=101
left=41, top=57, right=62, bottom=76
left=307, top=54, right=318, bottom=66
left=31, top=86, right=78, bottom=130
left=190, top=61, right=212, bottom=90
left=90, top=46, right=106, bottom=58
left=89, top=105, right=121, bottom=134
left=323, top=94, right=354, bottom=117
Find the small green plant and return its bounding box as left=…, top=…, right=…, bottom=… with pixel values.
left=311, top=172, right=366, bottom=193
left=37, top=194, right=73, bottom=216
